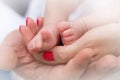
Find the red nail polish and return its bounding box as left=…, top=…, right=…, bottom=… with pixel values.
left=43, top=51, right=54, bottom=61
left=26, top=17, right=29, bottom=26
left=36, top=18, right=39, bottom=26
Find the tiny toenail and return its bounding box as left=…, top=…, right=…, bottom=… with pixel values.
left=43, top=51, right=54, bottom=61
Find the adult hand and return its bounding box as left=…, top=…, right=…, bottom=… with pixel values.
left=0, top=30, right=120, bottom=80
left=0, top=30, right=93, bottom=80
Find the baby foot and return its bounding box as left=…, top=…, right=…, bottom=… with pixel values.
left=28, top=22, right=60, bottom=52
left=58, top=22, right=82, bottom=45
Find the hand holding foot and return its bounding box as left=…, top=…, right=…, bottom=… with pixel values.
left=0, top=31, right=94, bottom=80
left=1, top=30, right=120, bottom=80
left=20, top=17, right=120, bottom=65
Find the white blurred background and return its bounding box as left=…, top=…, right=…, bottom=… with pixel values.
left=0, top=0, right=46, bottom=43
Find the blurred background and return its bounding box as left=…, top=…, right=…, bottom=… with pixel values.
left=0, top=71, right=11, bottom=80
left=2, top=0, right=30, bottom=16
left=0, top=0, right=46, bottom=42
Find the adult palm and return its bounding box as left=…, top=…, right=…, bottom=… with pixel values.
left=0, top=30, right=92, bottom=80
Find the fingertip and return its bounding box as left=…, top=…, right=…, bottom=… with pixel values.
left=26, top=17, right=30, bottom=26
left=36, top=17, right=39, bottom=26
left=36, top=17, right=43, bottom=28
left=19, top=25, right=25, bottom=34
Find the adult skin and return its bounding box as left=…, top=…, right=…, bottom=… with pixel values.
left=0, top=30, right=120, bottom=80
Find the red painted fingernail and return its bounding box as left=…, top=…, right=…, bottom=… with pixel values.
left=36, top=18, right=39, bottom=26
left=43, top=51, right=54, bottom=61
left=26, top=17, right=29, bottom=26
